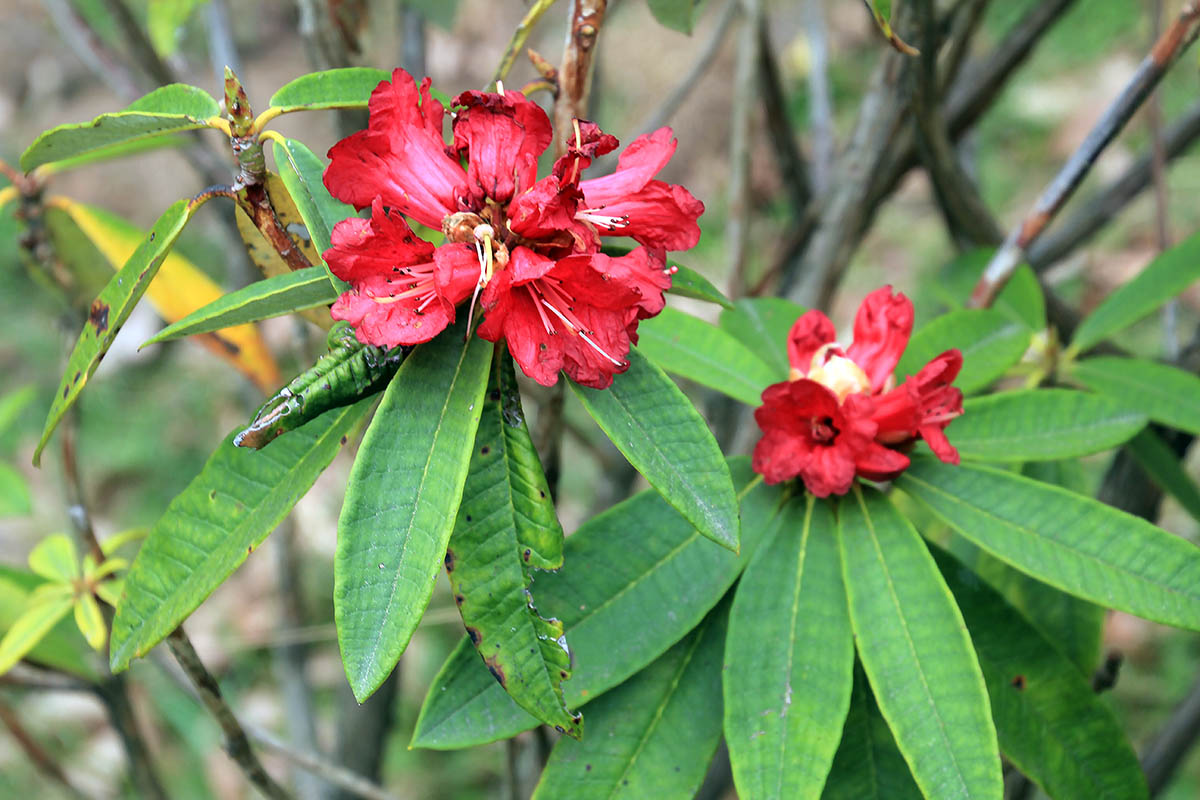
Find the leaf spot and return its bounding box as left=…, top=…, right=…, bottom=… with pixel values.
left=88, top=300, right=110, bottom=335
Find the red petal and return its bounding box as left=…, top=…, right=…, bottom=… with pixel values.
left=786, top=311, right=838, bottom=374
left=325, top=199, right=436, bottom=283
left=853, top=442, right=911, bottom=482
left=323, top=70, right=465, bottom=228
left=452, top=90, right=553, bottom=204
left=579, top=127, right=678, bottom=207
left=800, top=444, right=859, bottom=498
left=846, top=286, right=914, bottom=393
left=331, top=290, right=454, bottom=347
left=752, top=428, right=815, bottom=485
left=589, top=180, right=704, bottom=251
left=508, top=246, right=556, bottom=284
left=506, top=175, right=592, bottom=250
left=433, top=242, right=484, bottom=299
left=552, top=119, right=620, bottom=186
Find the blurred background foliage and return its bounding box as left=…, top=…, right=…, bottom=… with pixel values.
left=2, top=0, right=1200, bottom=797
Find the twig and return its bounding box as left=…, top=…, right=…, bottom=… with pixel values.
left=1142, top=671, right=1200, bottom=796
left=1148, top=0, right=1178, bottom=360
left=270, top=520, right=323, bottom=800
left=633, top=0, right=738, bottom=137
left=553, top=0, right=608, bottom=155
left=206, top=0, right=242, bottom=84
left=330, top=668, right=400, bottom=800
left=0, top=699, right=88, bottom=800
left=400, top=6, right=427, bottom=78
left=1027, top=99, right=1200, bottom=271
left=0, top=664, right=92, bottom=692
left=726, top=0, right=763, bottom=299
left=938, top=0, right=992, bottom=98
left=165, top=628, right=292, bottom=800
left=98, top=0, right=176, bottom=88
left=758, top=11, right=810, bottom=215
left=490, top=0, right=559, bottom=90
left=244, top=723, right=401, bottom=800
left=968, top=3, right=1200, bottom=309
left=802, top=0, right=835, bottom=195
left=43, top=0, right=140, bottom=101
left=911, top=0, right=1002, bottom=247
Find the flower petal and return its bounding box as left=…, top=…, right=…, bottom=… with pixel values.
left=553, top=119, right=619, bottom=186
left=579, top=127, right=679, bottom=207
left=323, top=70, right=466, bottom=228
left=452, top=90, right=553, bottom=204
left=586, top=180, right=704, bottom=250
left=325, top=199, right=435, bottom=284
left=786, top=310, right=838, bottom=375
left=846, top=286, right=914, bottom=392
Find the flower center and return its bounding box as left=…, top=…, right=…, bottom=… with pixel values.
left=810, top=415, right=838, bottom=443
left=798, top=344, right=871, bottom=402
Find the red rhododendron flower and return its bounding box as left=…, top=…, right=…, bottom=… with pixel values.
left=321, top=69, right=704, bottom=388
left=752, top=287, right=964, bottom=497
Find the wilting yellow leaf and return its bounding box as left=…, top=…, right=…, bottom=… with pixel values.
left=46, top=196, right=281, bottom=392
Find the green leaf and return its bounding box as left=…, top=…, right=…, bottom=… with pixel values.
left=272, top=138, right=354, bottom=291
left=896, top=310, right=1029, bottom=394
left=148, top=0, right=203, bottom=57
left=411, top=460, right=779, bottom=749
left=0, top=463, right=30, bottom=517
left=965, top=547, right=1103, bottom=677
left=0, top=567, right=98, bottom=680
left=898, top=459, right=1200, bottom=630
left=935, top=547, right=1149, bottom=800
left=720, top=297, right=807, bottom=380
left=532, top=598, right=730, bottom=799
left=646, top=0, right=700, bottom=34
left=636, top=307, right=778, bottom=406
left=951, top=389, right=1146, bottom=462
left=335, top=320, right=492, bottom=701
left=35, top=197, right=204, bottom=465
left=838, top=487, right=1002, bottom=800
left=666, top=265, right=733, bottom=309
left=28, top=534, right=79, bottom=582
left=725, top=496, right=853, bottom=800
left=0, top=385, right=37, bottom=437
left=268, top=68, right=390, bottom=113
left=570, top=348, right=739, bottom=551
left=1070, top=356, right=1200, bottom=435
left=822, top=664, right=921, bottom=800
left=1069, top=230, right=1200, bottom=354
left=993, top=265, right=1045, bottom=331
left=21, top=85, right=221, bottom=171
left=446, top=351, right=578, bottom=736
left=142, top=267, right=338, bottom=347
left=108, top=402, right=369, bottom=672
left=0, top=592, right=75, bottom=676
left=1127, top=428, right=1200, bottom=524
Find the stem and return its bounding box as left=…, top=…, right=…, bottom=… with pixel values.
left=491, top=0, right=560, bottom=90
left=244, top=724, right=401, bottom=800
left=553, top=0, right=608, bottom=156
left=802, top=0, right=835, bottom=195
left=0, top=699, right=88, bottom=800
left=166, top=628, right=292, bottom=800
left=969, top=2, right=1200, bottom=309
left=726, top=0, right=762, bottom=298
left=98, top=0, right=177, bottom=88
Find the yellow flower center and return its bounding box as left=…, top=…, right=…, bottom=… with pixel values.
left=791, top=344, right=871, bottom=402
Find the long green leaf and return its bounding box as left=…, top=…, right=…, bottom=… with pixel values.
left=532, top=599, right=729, bottom=799
left=838, top=487, right=1002, bottom=800
left=822, top=664, right=921, bottom=800
left=667, top=265, right=733, bottom=309
left=335, top=321, right=491, bottom=701
left=897, top=309, right=1029, bottom=393
left=952, top=389, right=1146, bottom=462
left=725, top=496, right=853, bottom=800
left=935, top=547, right=1149, bottom=800
left=0, top=593, right=75, bottom=676
left=271, top=138, right=354, bottom=291
left=142, top=267, right=338, bottom=346
left=637, top=307, right=778, bottom=406
left=720, top=297, right=807, bottom=380
left=445, top=351, right=578, bottom=736
left=410, top=461, right=779, bottom=749
left=1070, top=356, right=1200, bottom=435
left=21, top=85, right=221, bottom=171
left=35, top=196, right=204, bottom=465
left=570, top=348, right=739, bottom=551
left=109, top=402, right=370, bottom=671
left=1127, top=428, right=1200, bottom=524
left=268, top=68, right=390, bottom=112
left=899, top=459, right=1200, bottom=630
left=1070, top=231, right=1200, bottom=353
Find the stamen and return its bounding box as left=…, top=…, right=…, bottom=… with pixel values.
left=568, top=119, right=584, bottom=184
left=540, top=298, right=623, bottom=367
left=496, top=80, right=505, bottom=95
left=576, top=208, right=630, bottom=230
left=528, top=285, right=555, bottom=334
left=465, top=225, right=498, bottom=338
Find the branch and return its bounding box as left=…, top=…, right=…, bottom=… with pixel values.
left=491, top=0, right=559, bottom=90
left=0, top=699, right=88, bottom=800
left=911, top=0, right=1003, bottom=247
left=758, top=11, right=810, bottom=215
left=330, top=669, right=399, bottom=800
left=43, top=0, right=140, bottom=100
left=553, top=0, right=608, bottom=154
left=98, top=0, right=176, bottom=88
left=633, top=0, right=738, bottom=137
left=166, top=628, right=292, bottom=800
left=400, top=6, right=427, bottom=78
left=244, top=723, right=401, bottom=800
left=969, top=3, right=1200, bottom=309
left=1026, top=99, right=1200, bottom=270
left=726, top=0, right=763, bottom=298
left=802, top=0, right=835, bottom=195
left=1143, top=672, right=1200, bottom=796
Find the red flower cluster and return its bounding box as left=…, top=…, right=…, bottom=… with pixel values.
left=321, top=69, right=704, bottom=388
left=752, top=287, right=963, bottom=497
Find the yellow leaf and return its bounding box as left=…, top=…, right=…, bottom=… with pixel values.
left=46, top=196, right=281, bottom=392
left=0, top=594, right=75, bottom=675
left=74, top=593, right=107, bottom=651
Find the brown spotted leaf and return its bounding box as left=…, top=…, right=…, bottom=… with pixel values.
left=445, top=348, right=579, bottom=737
left=35, top=196, right=206, bottom=465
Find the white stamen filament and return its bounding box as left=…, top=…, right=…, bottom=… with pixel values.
left=465, top=225, right=497, bottom=336
left=576, top=208, right=630, bottom=230
left=540, top=299, right=623, bottom=366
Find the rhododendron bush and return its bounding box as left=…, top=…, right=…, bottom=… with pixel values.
left=5, top=2, right=1200, bottom=799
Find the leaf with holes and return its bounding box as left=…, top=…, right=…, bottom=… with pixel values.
left=445, top=350, right=578, bottom=736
